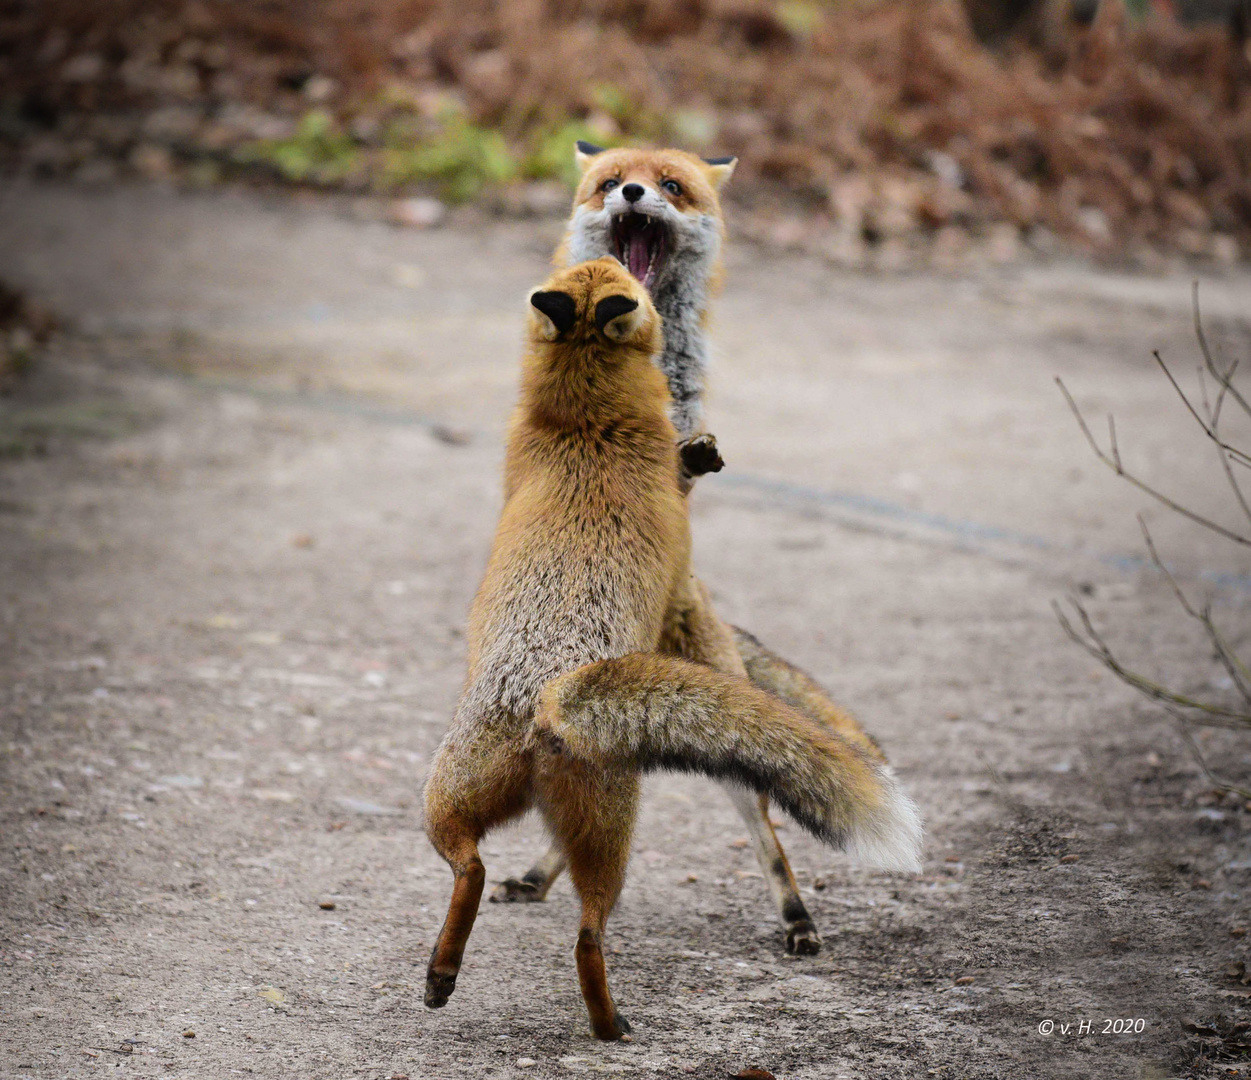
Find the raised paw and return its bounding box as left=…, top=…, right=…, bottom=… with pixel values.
left=489, top=877, right=543, bottom=903
left=785, top=920, right=822, bottom=956
left=678, top=433, right=724, bottom=478
left=424, top=968, right=458, bottom=1008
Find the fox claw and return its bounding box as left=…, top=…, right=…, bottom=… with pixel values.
left=678, top=433, right=724, bottom=478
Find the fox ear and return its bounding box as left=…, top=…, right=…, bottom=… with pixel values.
left=530, top=290, right=578, bottom=340
left=575, top=140, right=605, bottom=174
left=595, top=295, right=642, bottom=342
left=702, top=156, right=737, bottom=191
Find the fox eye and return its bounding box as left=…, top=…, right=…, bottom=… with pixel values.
left=601, top=177, right=620, bottom=192
left=661, top=179, right=682, bottom=197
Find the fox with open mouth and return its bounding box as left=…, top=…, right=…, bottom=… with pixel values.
left=559, top=142, right=735, bottom=443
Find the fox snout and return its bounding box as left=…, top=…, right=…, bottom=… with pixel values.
left=603, top=183, right=670, bottom=221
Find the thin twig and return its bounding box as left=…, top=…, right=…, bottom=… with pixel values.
left=1137, top=515, right=1251, bottom=705
left=1056, top=376, right=1251, bottom=546
left=1053, top=598, right=1251, bottom=724
left=1152, top=349, right=1251, bottom=469
left=1194, top=281, right=1251, bottom=421
left=1198, top=356, right=1251, bottom=533
left=1172, top=713, right=1251, bottom=801
left=1137, top=515, right=1198, bottom=617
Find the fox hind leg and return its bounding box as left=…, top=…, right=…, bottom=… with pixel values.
left=728, top=625, right=892, bottom=955
left=536, top=760, right=638, bottom=1040
left=423, top=738, right=529, bottom=1008
left=725, top=783, right=821, bottom=955
left=423, top=821, right=486, bottom=1008
left=662, top=576, right=823, bottom=956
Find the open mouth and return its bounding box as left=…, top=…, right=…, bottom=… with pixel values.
left=611, top=212, right=669, bottom=289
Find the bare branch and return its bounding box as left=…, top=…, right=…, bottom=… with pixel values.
left=1194, top=281, right=1251, bottom=421
left=1152, top=350, right=1251, bottom=469
left=1173, top=713, right=1251, bottom=801
left=1053, top=597, right=1251, bottom=724
left=1196, top=358, right=1251, bottom=532
left=1137, top=514, right=1198, bottom=618
left=1137, top=515, right=1251, bottom=707
left=1202, top=607, right=1251, bottom=708
left=1055, top=376, right=1251, bottom=546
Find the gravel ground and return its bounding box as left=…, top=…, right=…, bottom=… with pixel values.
left=2, top=181, right=1251, bottom=1079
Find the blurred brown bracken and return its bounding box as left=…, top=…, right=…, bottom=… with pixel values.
left=1, top=0, right=1248, bottom=263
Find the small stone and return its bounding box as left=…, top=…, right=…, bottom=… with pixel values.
left=985, top=222, right=1021, bottom=264
left=334, top=796, right=402, bottom=817
left=129, top=143, right=175, bottom=181
left=1076, top=206, right=1110, bottom=244
left=812, top=876, right=827, bottom=891
left=292, top=533, right=315, bottom=548
left=62, top=53, right=105, bottom=82
left=430, top=424, right=472, bottom=446
left=389, top=197, right=445, bottom=229
left=729, top=838, right=749, bottom=850
left=303, top=75, right=338, bottom=102
left=684, top=873, right=698, bottom=884
left=1212, top=234, right=1240, bottom=266
left=1059, top=854, right=1080, bottom=864
left=516, top=1059, right=538, bottom=1069
left=182, top=1029, right=195, bottom=1038
left=318, top=900, right=336, bottom=910
left=1232, top=927, right=1247, bottom=937
left=954, top=975, right=975, bottom=985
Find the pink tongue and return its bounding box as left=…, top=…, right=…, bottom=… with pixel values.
left=627, top=230, right=650, bottom=281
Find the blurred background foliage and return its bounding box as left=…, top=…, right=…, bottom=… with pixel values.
left=1, top=0, right=1249, bottom=264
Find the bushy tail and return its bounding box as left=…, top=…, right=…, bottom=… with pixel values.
left=532, top=652, right=923, bottom=873
left=731, top=626, right=887, bottom=763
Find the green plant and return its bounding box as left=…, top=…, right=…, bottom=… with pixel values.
left=237, top=109, right=360, bottom=185
left=522, top=121, right=618, bottom=186
left=381, top=113, right=517, bottom=201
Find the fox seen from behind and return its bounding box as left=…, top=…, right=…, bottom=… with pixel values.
left=422, top=258, right=922, bottom=1039
left=497, top=142, right=912, bottom=958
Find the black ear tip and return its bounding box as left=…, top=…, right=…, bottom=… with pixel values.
left=594, top=295, right=640, bottom=334
left=530, top=290, right=578, bottom=335
left=576, top=140, right=605, bottom=156
left=703, top=155, right=737, bottom=166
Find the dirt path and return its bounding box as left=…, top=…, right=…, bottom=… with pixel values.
left=2, top=180, right=1251, bottom=1080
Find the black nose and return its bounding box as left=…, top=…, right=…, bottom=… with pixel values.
left=621, top=183, right=644, bottom=203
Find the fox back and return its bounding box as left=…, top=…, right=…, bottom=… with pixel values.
left=461, top=259, right=690, bottom=722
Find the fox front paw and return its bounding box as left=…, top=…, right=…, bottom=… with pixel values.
left=489, top=877, right=542, bottom=903
left=678, top=433, right=724, bottom=478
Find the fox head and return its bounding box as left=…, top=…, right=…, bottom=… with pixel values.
left=561, top=144, right=736, bottom=303
left=527, top=258, right=662, bottom=354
